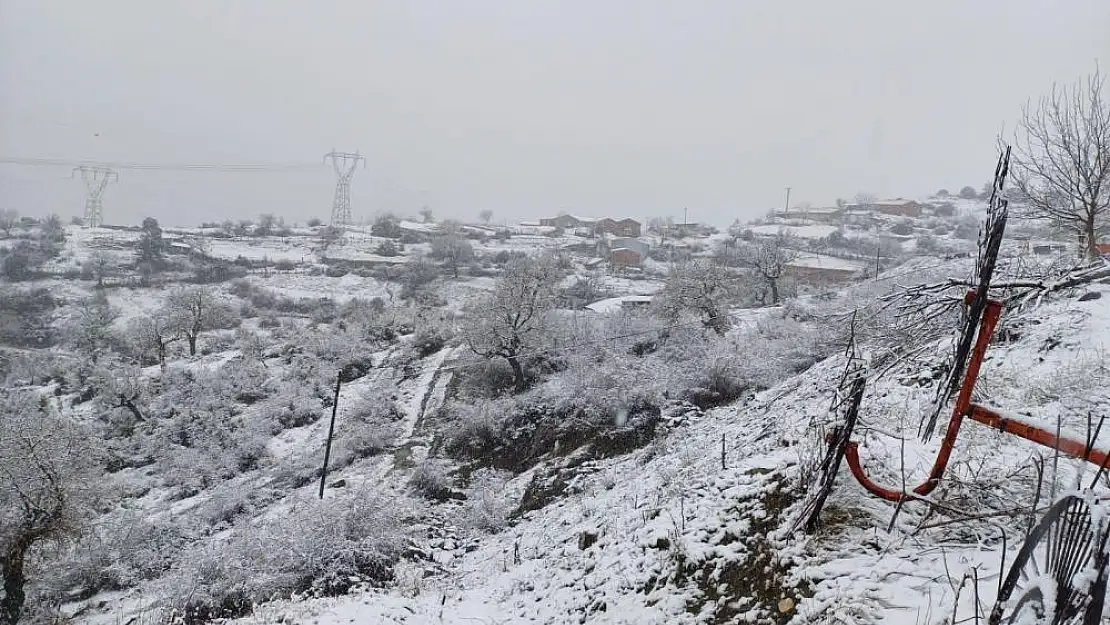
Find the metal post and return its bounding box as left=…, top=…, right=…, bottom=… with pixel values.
left=318, top=372, right=343, bottom=499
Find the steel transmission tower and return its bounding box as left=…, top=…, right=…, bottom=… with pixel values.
left=72, top=166, right=118, bottom=227
left=323, top=150, right=365, bottom=229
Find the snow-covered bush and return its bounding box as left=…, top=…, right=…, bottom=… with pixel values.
left=331, top=388, right=405, bottom=466
left=165, top=491, right=409, bottom=618
left=408, top=460, right=455, bottom=501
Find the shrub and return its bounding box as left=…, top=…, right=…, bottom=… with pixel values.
left=410, top=325, right=447, bottom=358
left=408, top=461, right=456, bottom=501
left=274, top=259, right=296, bottom=271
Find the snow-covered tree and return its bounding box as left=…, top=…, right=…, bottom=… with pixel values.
left=67, top=291, right=119, bottom=362
left=0, top=210, right=17, bottom=238
left=165, top=287, right=239, bottom=356
left=1, top=392, right=95, bottom=625
left=128, top=313, right=180, bottom=371
left=654, top=258, right=736, bottom=335
left=463, top=254, right=560, bottom=391
left=429, top=226, right=474, bottom=278
left=1010, top=65, right=1110, bottom=260
left=735, top=231, right=797, bottom=305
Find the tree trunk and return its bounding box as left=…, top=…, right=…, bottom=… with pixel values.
left=187, top=334, right=198, bottom=356
left=506, top=355, right=526, bottom=393
left=769, top=279, right=780, bottom=305
left=121, top=396, right=145, bottom=422
left=1, top=547, right=26, bottom=625
left=1085, top=213, right=1098, bottom=260
left=158, top=343, right=167, bottom=372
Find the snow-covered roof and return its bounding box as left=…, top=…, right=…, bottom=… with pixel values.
left=398, top=220, right=440, bottom=233
left=786, top=252, right=868, bottom=272
left=750, top=224, right=838, bottom=240
left=584, top=295, right=654, bottom=313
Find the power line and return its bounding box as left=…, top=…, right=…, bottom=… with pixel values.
left=0, top=155, right=324, bottom=173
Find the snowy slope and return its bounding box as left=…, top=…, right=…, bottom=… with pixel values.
left=178, top=282, right=1110, bottom=624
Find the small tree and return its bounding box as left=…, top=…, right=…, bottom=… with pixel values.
left=1010, top=65, right=1110, bottom=260
left=165, top=287, right=239, bottom=356
left=430, top=232, right=474, bottom=278
left=736, top=231, right=798, bottom=305
left=958, top=186, right=978, bottom=200
left=0, top=210, right=17, bottom=238
left=375, top=240, right=400, bottom=257
left=255, top=213, right=278, bottom=237
left=479, top=209, right=493, bottom=224
left=84, top=250, right=114, bottom=287
left=67, top=291, right=120, bottom=362
left=371, top=213, right=401, bottom=239
left=1, top=392, right=95, bottom=625
left=463, top=255, right=560, bottom=391
left=306, top=217, right=323, bottom=228
left=137, top=217, right=164, bottom=265
left=419, top=206, right=434, bottom=223
left=129, top=313, right=180, bottom=371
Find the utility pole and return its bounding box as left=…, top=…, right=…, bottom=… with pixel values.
left=71, top=166, right=118, bottom=227
left=323, top=149, right=365, bottom=230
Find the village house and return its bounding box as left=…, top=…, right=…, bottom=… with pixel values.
left=595, top=218, right=642, bottom=237
left=596, top=236, right=649, bottom=260
left=783, top=252, right=867, bottom=285
left=609, top=247, right=642, bottom=268
left=844, top=199, right=923, bottom=218
left=775, top=206, right=842, bottom=225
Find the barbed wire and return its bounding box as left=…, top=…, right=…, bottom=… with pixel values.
left=0, top=155, right=325, bottom=173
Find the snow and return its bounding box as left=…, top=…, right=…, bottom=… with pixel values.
left=750, top=224, right=839, bottom=240
left=28, top=223, right=1110, bottom=625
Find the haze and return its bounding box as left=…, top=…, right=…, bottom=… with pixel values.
left=2, top=0, right=1108, bottom=228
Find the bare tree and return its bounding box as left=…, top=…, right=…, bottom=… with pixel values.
left=463, top=254, right=560, bottom=391
left=92, top=358, right=149, bottom=426
left=83, top=250, right=114, bottom=287
left=419, top=206, right=434, bottom=223
left=165, top=287, right=238, bottom=356
left=479, top=209, right=493, bottom=224
left=1, top=392, right=95, bottom=625
left=0, top=211, right=17, bottom=238
left=736, top=231, right=798, bottom=305
left=1010, top=65, right=1110, bottom=260
left=853, top=192, right=878, bottom=206
left=654, top=258, right=735, bottom=335
left=129, top=313, right=180, bottom=371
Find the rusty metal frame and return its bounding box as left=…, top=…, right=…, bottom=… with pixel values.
left=843, top=290, right=1110, bottom=503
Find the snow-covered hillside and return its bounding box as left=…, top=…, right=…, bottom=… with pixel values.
left=4, top=219, right=1107, bottom=625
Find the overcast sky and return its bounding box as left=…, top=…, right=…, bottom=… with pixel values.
left=1, top=1, right=1108, bottom=228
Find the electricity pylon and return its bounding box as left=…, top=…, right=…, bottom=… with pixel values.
left=72, top=166, right=118, bottom=227
left=323, top=150, right=364, bottom=230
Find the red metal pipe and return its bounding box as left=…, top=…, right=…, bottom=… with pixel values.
left=842, top=292, right=1005, bottom=502
left=966, top=404, right=1110, bottom=468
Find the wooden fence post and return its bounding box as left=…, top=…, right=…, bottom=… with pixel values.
left=318, top=371, right=343, bottom=499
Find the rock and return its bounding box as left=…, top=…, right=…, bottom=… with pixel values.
left=1079, top=291, right=1102, bottom=301
left=578, top=530, right=599, bottom=550
left=330, top=478, right=347, bottom=488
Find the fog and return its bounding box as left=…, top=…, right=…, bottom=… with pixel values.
left=1, top=0, right=1107, bottom=227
